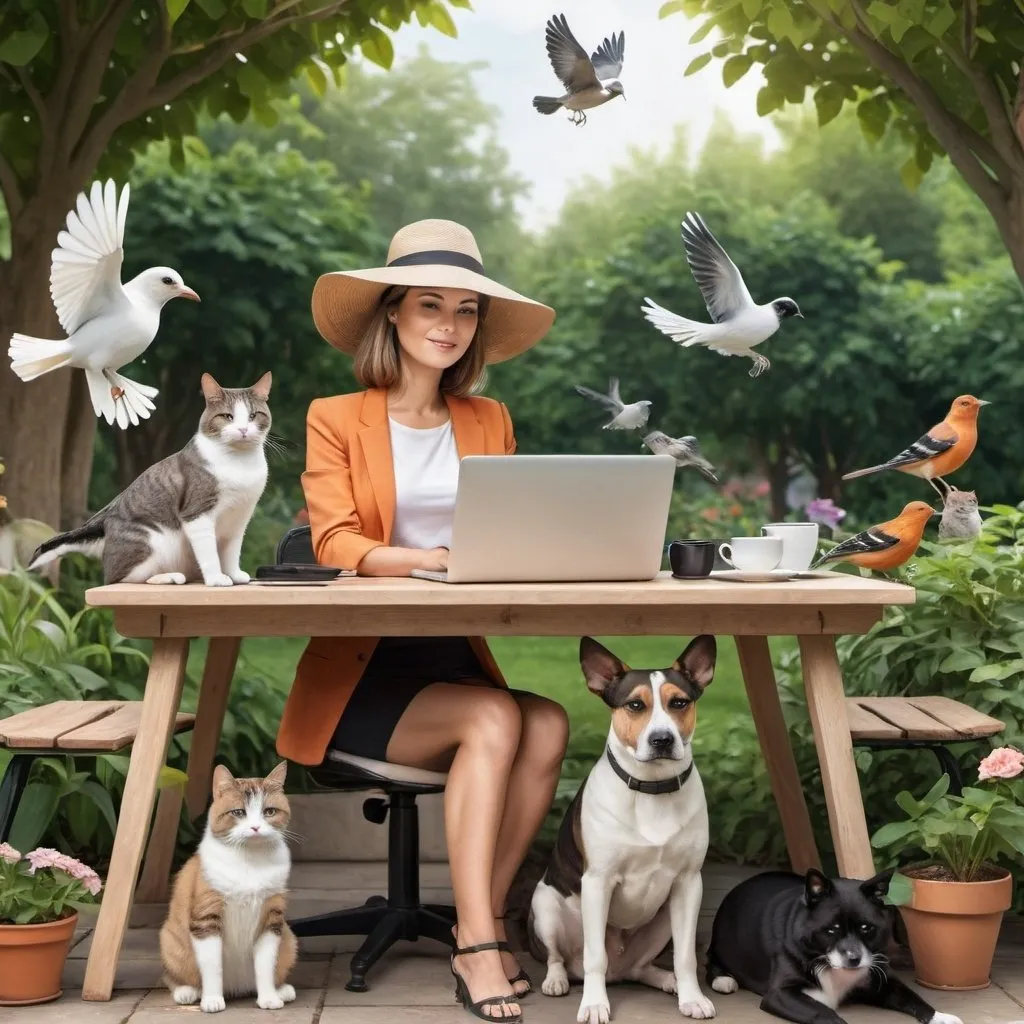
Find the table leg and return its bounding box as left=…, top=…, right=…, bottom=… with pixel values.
left=797, top=634, right=875, bottom=879
left=82, top=637, right=189, bottom=1001
left=135, top=636, right=240, bottom=903
left=734, top=636, right=821, bottom=874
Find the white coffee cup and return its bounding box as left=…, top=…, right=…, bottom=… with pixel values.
left=761, top=522, right=820, bottom=571
left=718, top=536, right=783, bottom=573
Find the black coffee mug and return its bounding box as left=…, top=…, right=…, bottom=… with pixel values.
left=669, top=539, right=715, bottom=578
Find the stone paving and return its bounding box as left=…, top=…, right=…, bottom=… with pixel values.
left=15, top=863, right=1024, bottom=1023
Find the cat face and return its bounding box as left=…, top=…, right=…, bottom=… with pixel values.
left=199, top=371, right=272, bottom=448
left=947, top=488, right=978, bottom=507
left=208, top=761, right=290, bottom=845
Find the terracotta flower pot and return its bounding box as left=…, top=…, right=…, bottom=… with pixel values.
left=0, top=912, right=78, bottom=1005
left=899, top=869, right=1012, bottom=991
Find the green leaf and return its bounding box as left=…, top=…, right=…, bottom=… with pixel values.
left=359, top=26, right=394, bottom=69
left=924, top=3, right=956, bottom=38
left=975, top=27, right=996, bottom=44
left=427, top=2, right=458, bottom=37
left=241, top=0, right=267, bottom=17
left=722, top=55, right=752, bottom=88
left=8, top=781, right=60, bottom=853
left=659, top=0, right=686, bottom=16
left=689, top=18, right=717, bottom=44
left=165, top=0, right=192, bottom=27
left=195, top=0, right=227, bottom=17
left=939, top=648, right=985, bottom=672
left=814, top=83, right=845, bottom=126
left=870, top=820, right=918, bottom=847
left=305, top=60, right=328, bottom=98
left=970, top=660, right=1024, bottom=683
left=742, top=0, right=762, bottom=18
left=885, top=871, right=914, bottom=906
left=0, top=12, right=48, bottom=67
left=766, top=4, right=794, bottom=40
left=684, top=52, right=713, bottom=76
left=756, top=84, right=783, bottom=116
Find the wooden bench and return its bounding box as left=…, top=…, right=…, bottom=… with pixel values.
left=0, top=700, right=195, bottom=842
left=846, top=695, right=1005, bottom=794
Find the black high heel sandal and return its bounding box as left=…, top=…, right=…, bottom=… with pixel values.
left=450, top=942, right=524, bottom=1022
left=495, top=940, right=532, bottom=996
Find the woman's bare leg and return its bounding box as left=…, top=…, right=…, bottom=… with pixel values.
left=485, top=693, right=569, bottom=990
left=385, top=682, right=524, bottom=1020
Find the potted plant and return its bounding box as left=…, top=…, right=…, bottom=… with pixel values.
left=0, top=843, right=103, bottom=1005
left=870, top=746, right=1024, bottom=991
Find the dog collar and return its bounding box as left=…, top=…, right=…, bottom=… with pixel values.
left=605, top=747, right=693, bottom=794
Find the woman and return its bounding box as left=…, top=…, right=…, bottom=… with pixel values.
left=277, top=220, right=569, bottom=1022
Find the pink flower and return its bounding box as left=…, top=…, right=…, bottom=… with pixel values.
left=806, top=498, right=846, bottom=529
left=25, top=847, right=62, bottom=872
left=978, top=747, right=1024, bottom=781
left=0, top=842, right=21, bottom=864
left=24, top=848, right=103, bottom=894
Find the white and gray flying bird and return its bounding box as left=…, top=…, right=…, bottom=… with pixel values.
left=641, top=211, right=802, bottom=378
left=574, top=377, right=651, bottom=430
left=533, top=14, right=625, bottom=126
left=642, top=430, right=719, bottom=483
left=7, top=179, right=200, bottom=429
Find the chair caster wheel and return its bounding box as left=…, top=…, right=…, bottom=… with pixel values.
left=363, top=797, right=388, bottom=824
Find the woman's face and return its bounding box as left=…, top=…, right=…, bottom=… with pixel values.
left=390, top=287, right=480, bottom=372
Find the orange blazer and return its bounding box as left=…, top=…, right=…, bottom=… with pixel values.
left=276, top=387, right=516, bottom=765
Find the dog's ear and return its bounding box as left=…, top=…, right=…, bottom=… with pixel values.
left=675, top=635, right=717, bottom=690
left=860, top=870, right=894, bottom=905
left=803, top=868, right=834, bottom=906
left=580, top=637, right=626, bottom=696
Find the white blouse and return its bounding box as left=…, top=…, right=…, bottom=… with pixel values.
left=388, top=416, right=460, bottom=549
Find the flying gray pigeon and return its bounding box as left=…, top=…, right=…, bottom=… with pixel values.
left=533, top=14, right=625, bottom=126
left=640, top=212, right=802, bottom=378
left=642, top=430, right=718, bottom=483
left=574, top=377, right=651, bottom=430
left=7, top=179, right=200, bottom=429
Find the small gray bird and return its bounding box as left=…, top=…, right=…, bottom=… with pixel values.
left=574, top=377, right=651, bottom=430
left=641, top=211, right=802, bottom=378
left=533, top=14, right=625, bottom=126
left=642, top=430, right=718, bottom=483
left=938, top=487, right=982, bottom=541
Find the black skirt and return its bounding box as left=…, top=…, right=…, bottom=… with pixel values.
left=329, top=635, right=489, bottom=761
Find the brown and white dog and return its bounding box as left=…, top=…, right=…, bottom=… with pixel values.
left=527, top=635, right=718, bottom=1024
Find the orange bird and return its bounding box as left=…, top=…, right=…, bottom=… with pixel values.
left=810, top=500, right=937, bottom=573
left=842, top=395, right=990, bottom=498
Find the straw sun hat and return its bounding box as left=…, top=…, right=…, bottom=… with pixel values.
left=311, top=219, right=555, bottom=364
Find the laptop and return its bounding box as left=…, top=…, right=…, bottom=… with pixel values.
left=409, top=454, right=676, bottom=583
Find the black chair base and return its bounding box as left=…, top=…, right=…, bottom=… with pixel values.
left=292, top=897, right=456, bottom=991
left=0, top=753, right=35, bottom=843
left=289, top=777, right=456, bottom=991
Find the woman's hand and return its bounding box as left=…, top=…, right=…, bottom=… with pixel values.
left=418, top=547, right=449, bottom=572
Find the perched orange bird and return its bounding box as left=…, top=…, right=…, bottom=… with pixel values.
left=842, top=395, right=990, bottom=498
left=810, top=500, right=937, bottom=574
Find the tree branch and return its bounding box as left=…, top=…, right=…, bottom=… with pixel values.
left=0, top=152, right=23, bottom=219
left=15, top=67, right=46, bottom=125
left=838, top=0, right=1010, bottom=214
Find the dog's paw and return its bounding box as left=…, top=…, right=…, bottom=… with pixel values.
left=172, top=985, right=200, bottom=1005
left=256, top=992, right=284, bottom=1010
left=710, top=976, right=738, bottom=995
left=542, top=965, right=570, bottom=997
left=678, top=992, right=716, bottom=1019
left=277, top=984, right=297, bottom=1003
left=577, top=999, right=611, bottom=1024
left=928, top=1014, right=962, bottom=1024
left=200, top=994, right=226, bottom=1013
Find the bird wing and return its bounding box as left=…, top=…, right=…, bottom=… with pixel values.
left=680, top=212, right=755, bottom=323
left=820, top=526, right=899, bottom=563
left=608, top=377, right=623, bottom=405
left=544, top=14, right=601, bottom=93
left=880, top=422, right=958, bottom=470
left=50, top=179, right=128, bottom=336
left=590, top=30, right=624, bottom=80
left=574, top=383, right=620, bottom=412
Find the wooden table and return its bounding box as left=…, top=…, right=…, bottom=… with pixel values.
left=80, top=571, right=914, bottom=1001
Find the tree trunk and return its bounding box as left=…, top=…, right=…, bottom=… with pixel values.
left=0, top=185, right=97, bottom=529
left=1001, top=186, right=1024, bottom=287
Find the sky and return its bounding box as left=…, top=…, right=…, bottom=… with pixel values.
left=387, top=0, right=781, bottom=230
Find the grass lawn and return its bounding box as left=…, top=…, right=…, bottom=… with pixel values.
left=215, top=633, right=797, bottom=769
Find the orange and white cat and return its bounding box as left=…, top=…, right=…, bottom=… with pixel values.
left=159, top=762, right=298, bottom=1012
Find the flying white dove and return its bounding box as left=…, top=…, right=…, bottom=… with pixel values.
left=533, top=14, right=625, bottom=126
left=641, top=212, right=802, bottom=378
left=7, top=179, right=199, bottom=428
left=574, top=377, right=651, bottom=430
left=642, top=430, right=719, bottom=483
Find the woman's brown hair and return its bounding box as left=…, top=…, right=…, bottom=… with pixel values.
left=352, top=286, right=489, bottom=397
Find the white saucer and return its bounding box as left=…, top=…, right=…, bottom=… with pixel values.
left=711, top=568, right=825, bottom=582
